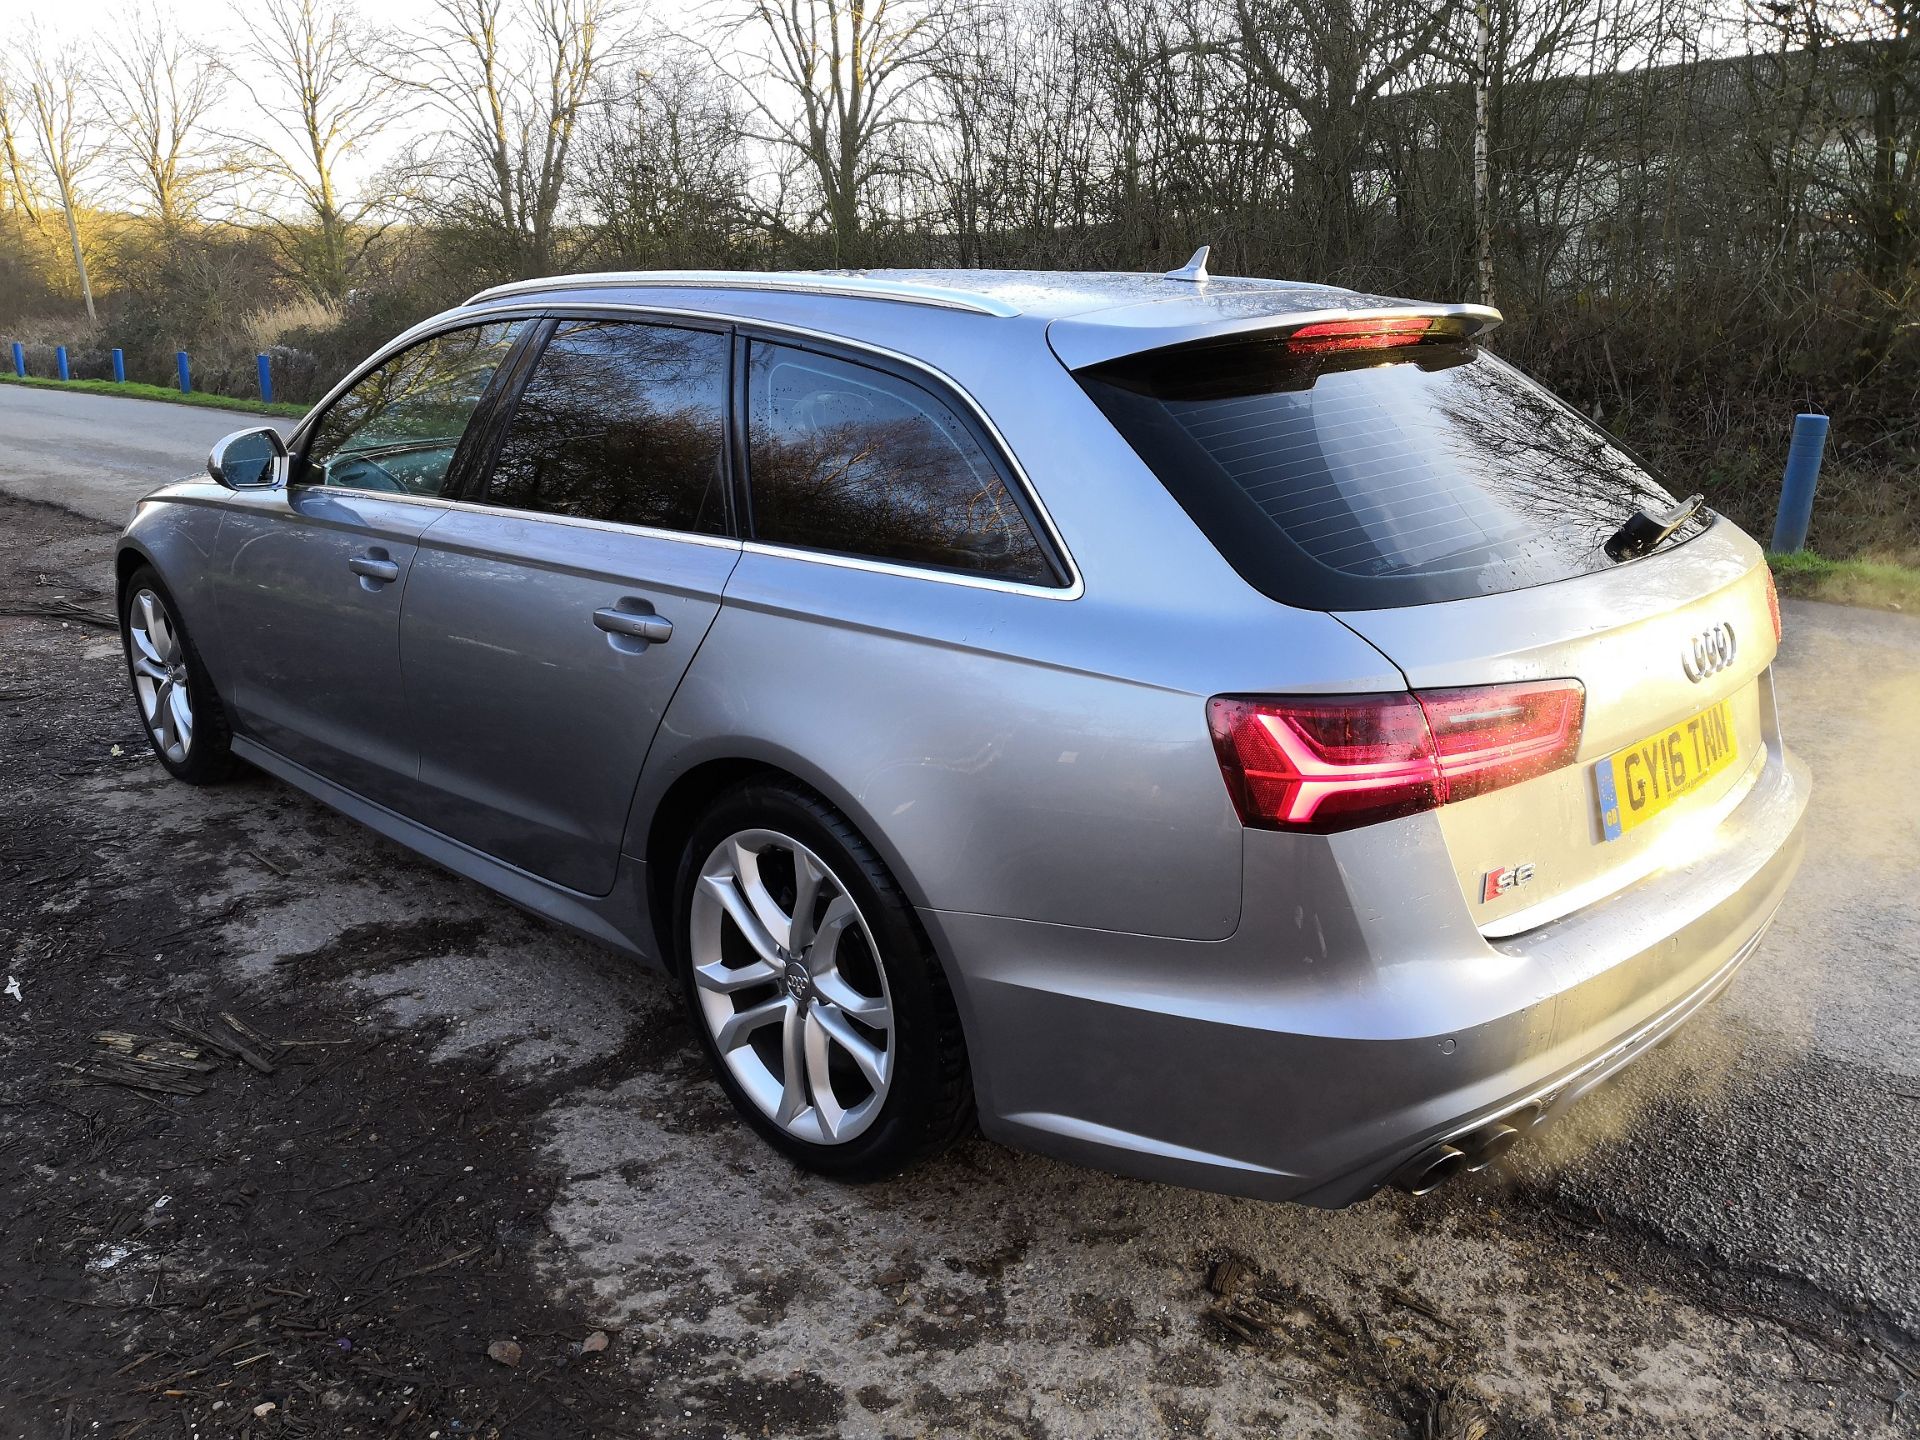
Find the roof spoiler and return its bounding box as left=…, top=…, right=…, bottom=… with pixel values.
left=1050, top=300, right=1504, bottom=371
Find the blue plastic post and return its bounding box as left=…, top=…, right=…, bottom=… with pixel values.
left=112, top=348, right=126, bottom=382
left=56, top=345, right=70, bottom=381
left=257, top=352, right=272, bottom=403
left=1771, top=413, right=1830, bottom=554
left=9, top=342, right=23, bottom=377
left=176, top=351, right=191, bottom=394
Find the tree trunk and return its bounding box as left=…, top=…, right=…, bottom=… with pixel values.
left=1473, top=0, right=1494, bottom=307
left=54, top=174, right=95, bottom=324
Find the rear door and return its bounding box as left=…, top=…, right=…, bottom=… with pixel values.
left=398, top=316, right=740, bottom=895
left=216, top=320, right=527, bottom=804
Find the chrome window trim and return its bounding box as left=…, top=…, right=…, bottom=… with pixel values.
left=464, top=270, right=1024, bottom=318
left=290, top=300, right=1084, bottom=599
left=736, top=539, right=1082, bottom=600
left=430, top=496, right=745, bottom=552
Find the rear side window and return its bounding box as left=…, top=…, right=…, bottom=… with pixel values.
left=1078, top=341, right=1707, bottom=610
left=745, top=341, right=1060, bottom=585
left=485, top=320, right=730, bottom=534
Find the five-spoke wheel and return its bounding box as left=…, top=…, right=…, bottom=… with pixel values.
left=120, top=565, right=238, bottom=785
left=689, top=829, right=895, bottom=1145
left=675, top=780, right=972, bottom=1177
left=127, top=586, right=195, bottom=765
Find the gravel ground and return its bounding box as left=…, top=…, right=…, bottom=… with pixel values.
left=2, top=491, right=1917, bottom=1439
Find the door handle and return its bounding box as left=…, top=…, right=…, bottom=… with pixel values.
left=593, top=606, right=673, bottom=645
left=348, top=554, right=401, bottom=583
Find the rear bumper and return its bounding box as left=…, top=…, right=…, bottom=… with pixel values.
left=924, top=725, right=1810, bottom=1207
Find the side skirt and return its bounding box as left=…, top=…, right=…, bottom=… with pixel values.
left=231, top=736, right=662, bottom=966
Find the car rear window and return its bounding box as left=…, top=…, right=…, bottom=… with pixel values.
left=1076, top=339, right=1709, bottom=610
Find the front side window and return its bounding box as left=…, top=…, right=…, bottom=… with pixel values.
left=301, top=321, right=524, bottom=496
left=745, top=341, right=1059, bottom=585
left=484, top=320, right=730, bottom=534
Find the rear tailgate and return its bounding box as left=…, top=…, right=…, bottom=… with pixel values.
left=1335, top=520, right=1779, bottom=933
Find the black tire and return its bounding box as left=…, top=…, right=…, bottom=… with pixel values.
left=120, top=564, right=241, bottom=785
left=673, top=777, right=974, bottom=1179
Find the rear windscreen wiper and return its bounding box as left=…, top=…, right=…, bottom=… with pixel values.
left=1604, top=492, right=1706, bottom=562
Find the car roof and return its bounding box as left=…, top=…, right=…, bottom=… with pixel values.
left=461, top=265, right=1502, bottom=370
left=466, top=265, right=1349, bottom=318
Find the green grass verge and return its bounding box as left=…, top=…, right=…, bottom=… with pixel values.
left=0, top=371, right=307, bottom=418
left=1768, top=550, right=1920, bottom=614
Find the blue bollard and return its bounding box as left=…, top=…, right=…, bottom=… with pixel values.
left=176, top=351, right=191, bottom=394
left=9, top=342, right=23, bottom=377
left=57, top=345, right=70, bottom=381
left=112, top=348, right=126, bottom=383
left=1771, top=413, right=1830, bottom=554
left=257, top=352, right=273, bottom=403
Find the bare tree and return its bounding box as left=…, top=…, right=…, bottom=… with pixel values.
left=18, top=36, right=105, bottom=322
left=1228, top=0, right=1463, bottom=279
left=227, top=0, right=400, bottom=300
left=98, top=5, right=229, bottom=229
left=579, top=51, right=755, bottom=266
left=0, top=69, right=43, bottom=223
left=721, top=0, right=957, bottom=264
left=400, top=0, right=629, bottom=277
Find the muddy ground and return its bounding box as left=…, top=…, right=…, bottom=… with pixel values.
left=2, top=491, right=1917, bottom=1439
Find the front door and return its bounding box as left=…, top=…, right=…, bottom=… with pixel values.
left=400, top=317, right=739, bottom=894
left=215, top=320, right=528, bottom=805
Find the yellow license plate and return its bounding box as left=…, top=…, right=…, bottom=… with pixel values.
left=1593, top=699, right=1739, bottom=841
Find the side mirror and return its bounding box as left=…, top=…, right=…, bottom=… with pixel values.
left=208, top=427, right=288, bottom=490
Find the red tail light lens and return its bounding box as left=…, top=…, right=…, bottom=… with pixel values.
left=1763, top=568, right=1782, bottom=645
left=1417, top=682, right=1588, bottom=802
left=1207, top=681, right=1586, bottom=833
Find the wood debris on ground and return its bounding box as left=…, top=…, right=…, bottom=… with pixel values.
left=71, top=1014, right=284, bottom=1097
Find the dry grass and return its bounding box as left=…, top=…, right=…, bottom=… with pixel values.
left=244, top=297, right=343, bottom=351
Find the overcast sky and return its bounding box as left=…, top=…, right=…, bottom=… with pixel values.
left=15, top=0, right=451, bottom=40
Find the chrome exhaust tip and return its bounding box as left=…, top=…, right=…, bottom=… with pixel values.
left=1457, top=1121, right=1522, bottom=1172
left=1390, top=1143, right=1468, bottom=1196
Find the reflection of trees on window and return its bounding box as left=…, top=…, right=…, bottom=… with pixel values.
left=305, top=322, right=523, bottom=496
left=1422, top=355, right=1693, bottom=559
left=1139, top=346, right=1701, bottom=588
left=487, top=321, right=729, bottom=534
left=747, top=345, right=1055, bottom=585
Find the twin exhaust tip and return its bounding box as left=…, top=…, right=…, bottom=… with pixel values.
left=1389, top=1106, right=1541, bottom=1195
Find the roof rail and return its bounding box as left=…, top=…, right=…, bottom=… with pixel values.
left=464, top=270, right=1023, bottom=318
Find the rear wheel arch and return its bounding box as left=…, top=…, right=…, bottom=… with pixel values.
left=640, top=752, right=938, bottom=970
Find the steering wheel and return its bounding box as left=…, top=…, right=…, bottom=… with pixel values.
left=324, top=456, right=408, bottom=493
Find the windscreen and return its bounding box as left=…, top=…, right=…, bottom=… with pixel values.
left=1077, top=338, right=1709, bottom=610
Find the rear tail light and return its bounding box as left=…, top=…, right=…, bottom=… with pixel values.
left=1763, top=567, right=1782, bottom=645
left=1207, top=681, right=1586, bottom=833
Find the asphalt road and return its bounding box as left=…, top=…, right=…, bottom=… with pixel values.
left=0, top=384, right=294, bottom=524
left=3, top=384, right=1917, bottom=1435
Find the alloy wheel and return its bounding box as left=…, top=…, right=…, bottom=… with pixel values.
left=689, top=828, right=895, bottom=1144
left=128, top=588, right=193, bottom=765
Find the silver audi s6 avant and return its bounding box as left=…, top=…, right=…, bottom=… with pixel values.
left=116, top=259, right=1809, bottom=1204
